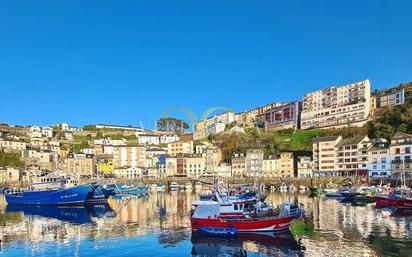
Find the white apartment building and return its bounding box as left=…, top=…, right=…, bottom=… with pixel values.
left=245, top=149, right=264, bottom=178
left=113, top=146, right=146, bottom=168
left=138, top=134, right=160, bottom=145
left=186, top=155, right=205, bottom=179
left=160, top=134, right=179, bottom=144
left=94, top=137, right=127, bottom=146
left=297, top=156, right=313, bottom=178
left=367, top=139, right=391, bottom=178
left=335, top=135, right=371, bottom=177
left=194, top=112, right=235, bottom=139
left=390, top=132, right=412, bottom=179
left=301, top=79, right=371, bottom=130
left=312, top=136, right=342, bottom=176
left=216, top=163, right=232, bottom=178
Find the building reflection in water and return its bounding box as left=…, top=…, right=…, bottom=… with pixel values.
left=0, top=192, right=411, bottom=257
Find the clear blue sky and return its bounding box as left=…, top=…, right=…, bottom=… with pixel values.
left=1, top=0, right=411, bottom=129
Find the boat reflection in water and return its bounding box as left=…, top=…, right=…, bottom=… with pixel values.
left=6, top=203, right=116, bottom=224
left=190, top=231, right=303, bottom=257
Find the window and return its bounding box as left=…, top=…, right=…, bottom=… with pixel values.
left=234, top=204, right=238, bottom=210
left=381, top=157, right=386, bottom=163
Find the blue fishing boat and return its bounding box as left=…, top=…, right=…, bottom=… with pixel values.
left=199, top=226, right=238, bottom=237
left=100, top=184, right=118, bottom=198
left=86, top=184, right=107, bottom=203
left=4, top=184, right=92, bottom=206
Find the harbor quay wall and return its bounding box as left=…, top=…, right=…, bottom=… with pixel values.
left=1, top=176, right=407, bottom=189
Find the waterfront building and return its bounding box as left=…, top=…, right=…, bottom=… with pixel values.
left=279, top=152, right=294, bottom=178
left=297, top=156, right=313, bottom=178
left=262, top=155, right=281, bottom=178
left=389, top=131, right=412, bottom=180
left=216, top=163, right=232, bottom=177
left=312, top=136, right=342, bottom=176
left=113, top=146, right=146, bottom=168
left=231, top=153, right=246, bottom=178
left=138, top=134, right=160, bottom=145
left=0, top=139, right=26, bottom=153
left=245, top=149, right=264, bottom=178
left=367, top=139, right=391, bottom=178
left=66, top=153, right=95, bottom=177
left=167, top=140, right=193, bottom=156
left=264, top=102, right=301, bottom=132
left=204, top=147, right=222, bottom=173
left=301, top=79, right=371, bottom=130
left=335, top=135, right=371, bottom=176
left=186, top=154, right=205, bottom=179
left=157, top=155, right=167, bottom=178
left=114, top=166, right=143, bottom=179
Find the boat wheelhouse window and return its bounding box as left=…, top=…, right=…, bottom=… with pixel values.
left=234, top=204, right=238, bottom=210
left=239, top=204, right=243, bottom=210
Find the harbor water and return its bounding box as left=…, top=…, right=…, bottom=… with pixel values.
left=0, top=191, right=411, bottom=257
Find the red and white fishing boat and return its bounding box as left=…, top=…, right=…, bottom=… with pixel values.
left=190, top=202, right=299, bottom=232
left=375, top=195, right=412, bottom=208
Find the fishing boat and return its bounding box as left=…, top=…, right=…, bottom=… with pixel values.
left=4, top=184, right=92, bottom=205
left=170, top=182, right=179, bottom=191
left=375, top=194, right=412, bottom=208
left=340, top=193, right=375, bottom=203
left=85, top=184, right=107, bottom=203
left=100, top=183, right=117, bottom=198
left=198, top=226, right=238, bottom=237
left=190, top=202, right=299, bottom=232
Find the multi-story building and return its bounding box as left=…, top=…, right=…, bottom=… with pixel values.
left=262, top=155, right=280, bottom=178
left=367, top=139, right=391, bottom=178
left=231, top=153, right=246, bottom=178
left=22, top=149, right=56, bottom=170
left=41, top=126, right=53, bottom=138
left=335, top=135, right=371, bottom=176
left=279, top=152, right=294, bottom=178
left=97, top=159, right=114, bottom=176
left=186, top=154, right=205, bottom=179
left=301, top=79, right=371, bottom=130
left=113, top=146, right=146, bottom=168
left=0, top=167, right=20, bottom=183
left=66, top=153, right=95, bottom=177
left=56, top=123, right=83, bottom=132
left=94, top=137, right=127, bottom=146
left=312, top=136, right=342, bottom=176
left=216, top=163, right=232, bottom=177
left=29, top=126, right=42, bottom=138
left=370, top=84, right=406, bottom=115
left=167, top=140, right=193, bottom=156
left=204, top=147, right=222, bottom=173
left=114, top=166, right=143, bottom=179
left=264, top=102, right=301, bottom=132
left=138, top=134, right=160, bottom=145
left=245, top=149, right=264, bottom=178
left=194, top=112, right=235, bottom=139
left=297, top=156, right=313, bottom=178
left=390, top=132, right=412, bottom=180
left=157, top=155, right=167, bottom=178
left=0, top=139, right=26, bottom=152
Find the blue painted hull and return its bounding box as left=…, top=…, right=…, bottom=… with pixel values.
left=4, top=184, right=92, bottom=206
left=86, top=184, right=107, bottom=203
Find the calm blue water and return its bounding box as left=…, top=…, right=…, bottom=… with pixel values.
left=1, top=191, right=411, bottom=257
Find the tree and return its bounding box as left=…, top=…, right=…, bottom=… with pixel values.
left=157, top=118, right=189, bottom=135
